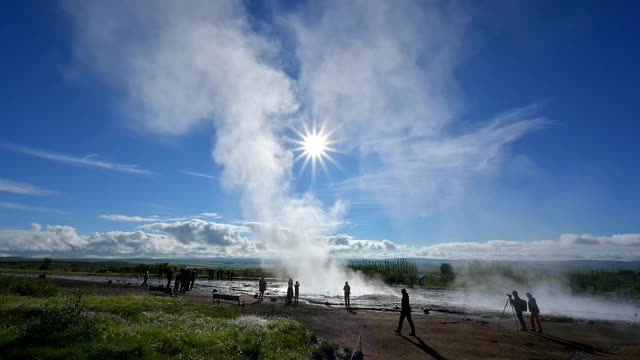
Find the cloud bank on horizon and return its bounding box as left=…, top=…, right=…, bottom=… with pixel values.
left=1, top=218, right=638, bottom=260
left=1, top=0, right=637, bottom=262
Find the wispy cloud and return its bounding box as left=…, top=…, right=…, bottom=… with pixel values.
left=0, top=178, right=57, bottom=196
left=0, top=201, right=67, bottom=214
left=1, top=143, right=153, bottom=175
left=98, top=214, right=187, bottom=222
left=179, top=170, right=216, bottom=180
left=198, top=212, right=222, bottom=219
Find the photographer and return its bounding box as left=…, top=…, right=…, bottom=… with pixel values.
left=508, top=290, right=528, bottom=331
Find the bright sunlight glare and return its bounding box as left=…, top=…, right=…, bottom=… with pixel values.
left=303, top=133, right=328, bottom=159
left=292, top=125, right=339, bottom=178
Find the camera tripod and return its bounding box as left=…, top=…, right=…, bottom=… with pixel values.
left=497, top=296, right=519, bottom=330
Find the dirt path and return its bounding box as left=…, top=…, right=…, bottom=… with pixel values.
left=53, top=278, right=640, bottom=359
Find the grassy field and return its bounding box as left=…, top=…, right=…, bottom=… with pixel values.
left=0, top=276, right=352, bottom=359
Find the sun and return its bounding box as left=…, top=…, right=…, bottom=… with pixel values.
left=302, top=132, right=328, bottom=159
left=291, top=124, right=339, bottom=177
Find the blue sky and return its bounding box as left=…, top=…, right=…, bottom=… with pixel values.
left=1, top=0, right=639, bottom=260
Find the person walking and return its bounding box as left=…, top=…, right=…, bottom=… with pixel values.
left=394, top=288, right=416, bottom=336
left=508, top=291, right=528, bottom=331
left=294, top=281, right=300, bottom=304
left=526, top=292, right=542, bottom=333
left=343, top=281, right=351, bottom=308
left=258, top=277, right=267, bottom=301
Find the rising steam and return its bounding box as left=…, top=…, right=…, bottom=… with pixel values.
left=66, top=1, right=543, bottom=296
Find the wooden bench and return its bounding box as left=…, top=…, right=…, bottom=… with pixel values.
left=212, top=292, right=245, bottom=309
left=149, top=285, right=173, bottom=297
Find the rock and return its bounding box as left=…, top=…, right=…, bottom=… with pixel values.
left=587, top=320, right=595, bottom=325
left=108, top=280, right=112, bottom=283
left=38, top=274, right=46, bottom=279
left=423, top=309, right=430, bottom=314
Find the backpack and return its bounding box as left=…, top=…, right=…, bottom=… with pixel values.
left=519, top=298, right=528, bottom=312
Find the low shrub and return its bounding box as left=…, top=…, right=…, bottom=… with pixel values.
left=0, top=275, right=60, bottom=297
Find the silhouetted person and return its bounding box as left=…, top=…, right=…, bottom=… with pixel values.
left=394, top=288, right=416, bottom=336
left=294, top=281, right=300, bottom=304
left=190, top=269, right=196, bottom=290
left=166, top=267, right=174, bottom=289
left=181, top=269, right=190, bottom=294
left=173, top=270, right=182, bottom=293
left=258, top=277, right=267, bottom=301
left=286, top=278, right=294, bottom=304
left=526, top=292, right=542, bottom=333
left=343, top=281, right=351, bottom=308
left=142, top=269, right=149, bottom=287
left=508, top=290, right=528, bottom=331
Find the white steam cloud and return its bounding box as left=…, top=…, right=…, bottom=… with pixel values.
left=64, top=0, right=546, bottom=293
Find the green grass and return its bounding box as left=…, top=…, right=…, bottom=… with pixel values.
left=0, top=274, right=60, bottom=297
left=0, top=275, right=352, bottom=359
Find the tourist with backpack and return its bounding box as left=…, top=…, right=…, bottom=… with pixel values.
left=508, top=290, right=528, bottom=331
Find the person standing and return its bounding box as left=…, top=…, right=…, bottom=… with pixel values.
left=189, top=269, right=196, bottom=290
left=508, top=290, right=528, bottom=331
left=173, top=269, right=181, bottom=293
left=286, top=278, right=294, bottom=304
left=394, top=288, right=416, bottom=336
left=142, top=269, right=149, bottom=287
left=166, top=267, right=174, bottom=289
left=258, top=277, right=267, bottom=301
left=526, top=292, right=542, bottom=333
left=343, top=281, right=351, bottom=308
left=294, top=281, right=300, bottom=304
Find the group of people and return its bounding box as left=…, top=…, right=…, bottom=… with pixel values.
left=257, top=277, right=301, bottom=304
left=286, top=278, right=300, bottom=304
left=208, top=269, right=235, bottom=281
left=162, top=267, right=197, bottom=294
left=508, top=290, right=543, bottom=333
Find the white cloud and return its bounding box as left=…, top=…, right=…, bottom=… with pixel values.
left=0, top=219, right=259, bottom=258
left=414, top=234, right=640, bottom=261
left=292, top=2, right=546, bottom=216
left=1, top=143, right=152, bottom=175
left=0, top=219, right=638, bottom=260
left=179, top=170, right=217, bottom=180
left=0, top=178, right=57, bottom=196
left=0, top=202, right=67, bottom=214
left=198, top=212, right=222, bottom=219
left=141, top=219, right=251, bottom=247
left=98, top=214, right=187, bottom=223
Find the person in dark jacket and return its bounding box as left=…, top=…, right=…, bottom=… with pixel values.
left=526, top=292, right=542, bottom=333
left=173, top=270, right=182, bottom=293
left=142, top=269, right=149, bottom=287
left=166, top=267, right=174, bottom=289
left=394, top=288, right=416, bottom=336
left=508, top=290, right=528, bottom=331
left=294, top=281, right=300, bottom=304
left=343, top=281, right=351, bottom=308
left=286, top=278, right=294, bottom=304
left=258, top=277, right=267, bottom=301
left=189, top=269, right=196, bottom=290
